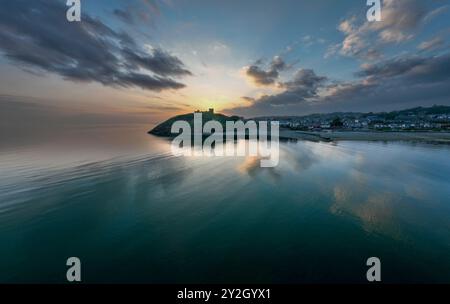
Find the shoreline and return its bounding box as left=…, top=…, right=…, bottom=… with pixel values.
left=149, top=129, right=450, bottom=144
left=279, top=129, right=450, bottom=143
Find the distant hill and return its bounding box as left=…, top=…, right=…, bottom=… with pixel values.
left=379, top=105, right=450, bottom=119
left=149, top=110, right=241, bottom=136
left=251, top=105, right=450, bottom=121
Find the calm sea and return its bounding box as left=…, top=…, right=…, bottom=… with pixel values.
left=1, top=125, right=450, bottom=283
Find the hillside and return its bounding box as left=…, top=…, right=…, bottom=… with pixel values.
left=148, top=110, right=241, bottom=136
left=252, top=105, right=450, bottom=122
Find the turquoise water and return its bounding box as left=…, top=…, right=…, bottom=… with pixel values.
left=1, top=125, right=450, bottom=283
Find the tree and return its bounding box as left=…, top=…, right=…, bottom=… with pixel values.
left=331, top=117, right=343, bottom=128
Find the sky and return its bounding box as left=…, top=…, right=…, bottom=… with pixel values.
left=0, top=0, right=450, bottom=126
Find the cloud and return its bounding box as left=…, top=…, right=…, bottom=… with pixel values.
left=113, top=8, right=135, bottom=25
left=301, top=35, right=326, bottom=47
left=227, top=52, right=450, bottom=117
left=320, top=82, right=373, bottom=102
left=320, top=53, right=450, bottom=109
left=334, top=0, right=431, bottom=60
left=281, top=69, right=327, bottom=90
left=418, top=36, right=445, bottom=52
left=243, top=56, right=288, bottom=86
left=338, top=17, right=356, bottom=35
left=241, top=96, right=256, bottom=102
left=118, top=72, right=186, bottom=91
left=336, top=17, right=381, bottom=60
left=113, top=0, right=161, bottom=26
left=270, top=55, right=287, bottom=71
left=245, top=65, right=279, bottom=86
left=324, top=43, right=341, bottom=59
left=0, top=0, right=190, bottom=91
left=238, top=68, right=327, bottom=109
left=355, top=53, right=450, bottom=83
left=374, top=0, right=425, bottom=42
left=122, top=47, right=192, bottom=77
left=423, top=5, right=450, bottom=23
left=210, top=41, right=229, bottom=53
left=378, top=30, right=413, bottom=44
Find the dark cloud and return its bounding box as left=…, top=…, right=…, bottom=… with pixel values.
left=281, top=69, right=327, bottom=90
left=246, top=65, right=279, bottom=86
left=119, top=72, right=185, bottom=91
left=355, top=53, right=450, bottom=83
left=248, top=69, right=328, bottom=107
left=315, top=53, right=450, bottom=112
left=227, top=53, right=450, bottom=117
left=225, top=69, right=329, bottom=116
left=113, top=8, right=135, bottom=25
left=241, top=96, right=256, bottom=102
left=113, top=0, right=161, bottom=26
left=122, top=48, right=192, bottom=77
left=356, top=57, right=427, bottom=79
left=0, top=0, right=190, bottom=91
left=255, top=69, right=327, bottom=106
left=269, top=56, right=287, bottom=71
left=321, top=82, right=373, bottom=102
left=244, top=56, right=288, bottom=86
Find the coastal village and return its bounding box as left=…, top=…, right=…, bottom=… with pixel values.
left=255, top=106, right=450, bottom=132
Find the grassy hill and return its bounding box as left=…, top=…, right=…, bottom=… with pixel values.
left=149, top=111, right=241, bottom=136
